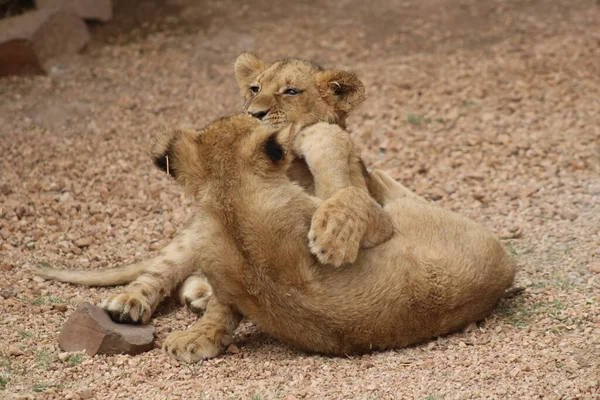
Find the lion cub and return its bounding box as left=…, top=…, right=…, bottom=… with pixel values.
left=156, top=115, right=516, bottom=361
left=33, top=53, right=373, bottom=324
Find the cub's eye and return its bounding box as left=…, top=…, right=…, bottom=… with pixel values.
left=250, top=86, right=260, bottom=94
left=283, top=88, right=300, bottom=95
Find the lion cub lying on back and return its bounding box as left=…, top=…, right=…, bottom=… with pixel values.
left=156, top=115, right=516, bottom=360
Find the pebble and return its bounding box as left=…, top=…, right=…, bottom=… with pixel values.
left=78, top=389, right=93, bottom=400
left=75, top=237, right=92, bottom=248
left=560, top=209, right=579, bottom=221
left=0, top=263, right=14, bottom=271
left=500, top=226, right=523, bottom=239
left=0, top=287, right=16, bottom=299
left=0, top=183, right=12, bottom=195
left=226, top=343, right=240, bottom=354
left=8, top=345, right=24, bottom=356
left=462, top=322, right=478, bottom=333
left=53, top=304, right=69, bottom=312
left=70, top=245, right=83, bottom=255
left=60, top=192, right=72, bottom=203
left=589, top=263, right=600, bottom=274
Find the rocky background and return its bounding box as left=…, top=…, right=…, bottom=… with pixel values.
left=0, top=0, right=599, bottom=399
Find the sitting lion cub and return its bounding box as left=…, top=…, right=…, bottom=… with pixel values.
left=156, top=115, right=516, bottom=361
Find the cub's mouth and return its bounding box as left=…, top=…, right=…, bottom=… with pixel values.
left=253, top=112, right=288, bottom=129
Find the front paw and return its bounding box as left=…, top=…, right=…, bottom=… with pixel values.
left=309, top=201, right=365, bottom=267
left=99, top=292, right=152, bottom=324
left=163, top=330, right=223, bottom=363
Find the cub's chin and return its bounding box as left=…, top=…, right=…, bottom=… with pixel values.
left=261, top=119, right=289, bottom=129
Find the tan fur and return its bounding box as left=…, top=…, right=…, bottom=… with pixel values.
left=33, top=54, right=372, bottom=323
left=158, top=115, right=517, bottom=360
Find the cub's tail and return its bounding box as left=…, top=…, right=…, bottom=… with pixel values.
left=32, top=261, right=148, bottom=286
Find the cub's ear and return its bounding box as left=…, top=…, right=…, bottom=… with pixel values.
left=315, top=70, right=366, bottom=115
left=151, top=128, right=199, bottom=180
left=151, top=130, right=177, bottom=177
left=234, top=53, right=266, bottom=93
left=262, top=124, right=296, bottom=164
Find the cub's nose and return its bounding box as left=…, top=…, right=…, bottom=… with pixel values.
left=249, top=110, right=268, bottom=120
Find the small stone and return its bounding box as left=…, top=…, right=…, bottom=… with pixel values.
left=0, top=263, right=14, bottom=271
left=560, top=209, right=579, bottom=221
left=59, top=191, right=71, bottom=203
left=0, top=288, right=16, bottom=299
left=8, top=345, right=24, bottom=356
left=589, top=263, right=600, bottom=274
left=58, top=302, right=156, bottom=356
left=520, top=185, right=539, bottom=198
left=70, top=245, right=83, bottom=255
left=427, top=188, right=444, bottom=201
left=500, top=226, right=522, bottom=239
left=117, top=95, right=136, bottom=109
left=472, top=192, right=487, bottom=204
left=162, top=222, right=175, bottom=238
left=226, top=343, right=240, bottom=354
left=444, top=183, right=456, bottom=195
left=58, top=351, right=70, bottom=361
left=75, top=237, right=92, bottom=248
left=78, top=389, right=93, bottom=400
left=149, top=240, right=165, bottom=251
left=57, top=160, right=75, bottom=169
left=53, top=304, right=68, bottom=312
left=462, top=322, right=478, bottom=333
left=0, top=183, right=12, bottom=195
left=97, top=185, right=110, bottom=200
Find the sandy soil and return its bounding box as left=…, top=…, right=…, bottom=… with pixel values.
left=1, top=0, right=599, bottom=399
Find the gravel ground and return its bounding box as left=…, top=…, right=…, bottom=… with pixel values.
left=1, top=0, right=599, bottom=399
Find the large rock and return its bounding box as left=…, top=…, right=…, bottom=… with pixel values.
left=59, top=302, right=156, bottom=356
left=36, top=0, right=113, bottom=22
left=0, top=9, right=89, bottom=76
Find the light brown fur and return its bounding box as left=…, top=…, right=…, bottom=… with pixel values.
left=32, top=54, right=376, bottom=323
left=158, top=115, right=517, bottom=360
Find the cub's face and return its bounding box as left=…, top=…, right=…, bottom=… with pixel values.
left=151, top=115, right=295, bottom=196
left=234, top=53, right=366, bottom=129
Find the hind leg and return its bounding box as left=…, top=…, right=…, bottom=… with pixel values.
left=367, top=169, right=427, bottom=206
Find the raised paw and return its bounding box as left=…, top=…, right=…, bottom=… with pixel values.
left=179, top=274, right=213, bottom=315
left=99, top=292, right=153, bottom=324
left=309, top=200, right=365, bottom=267
left=163, top=329, right=224, bottom=363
